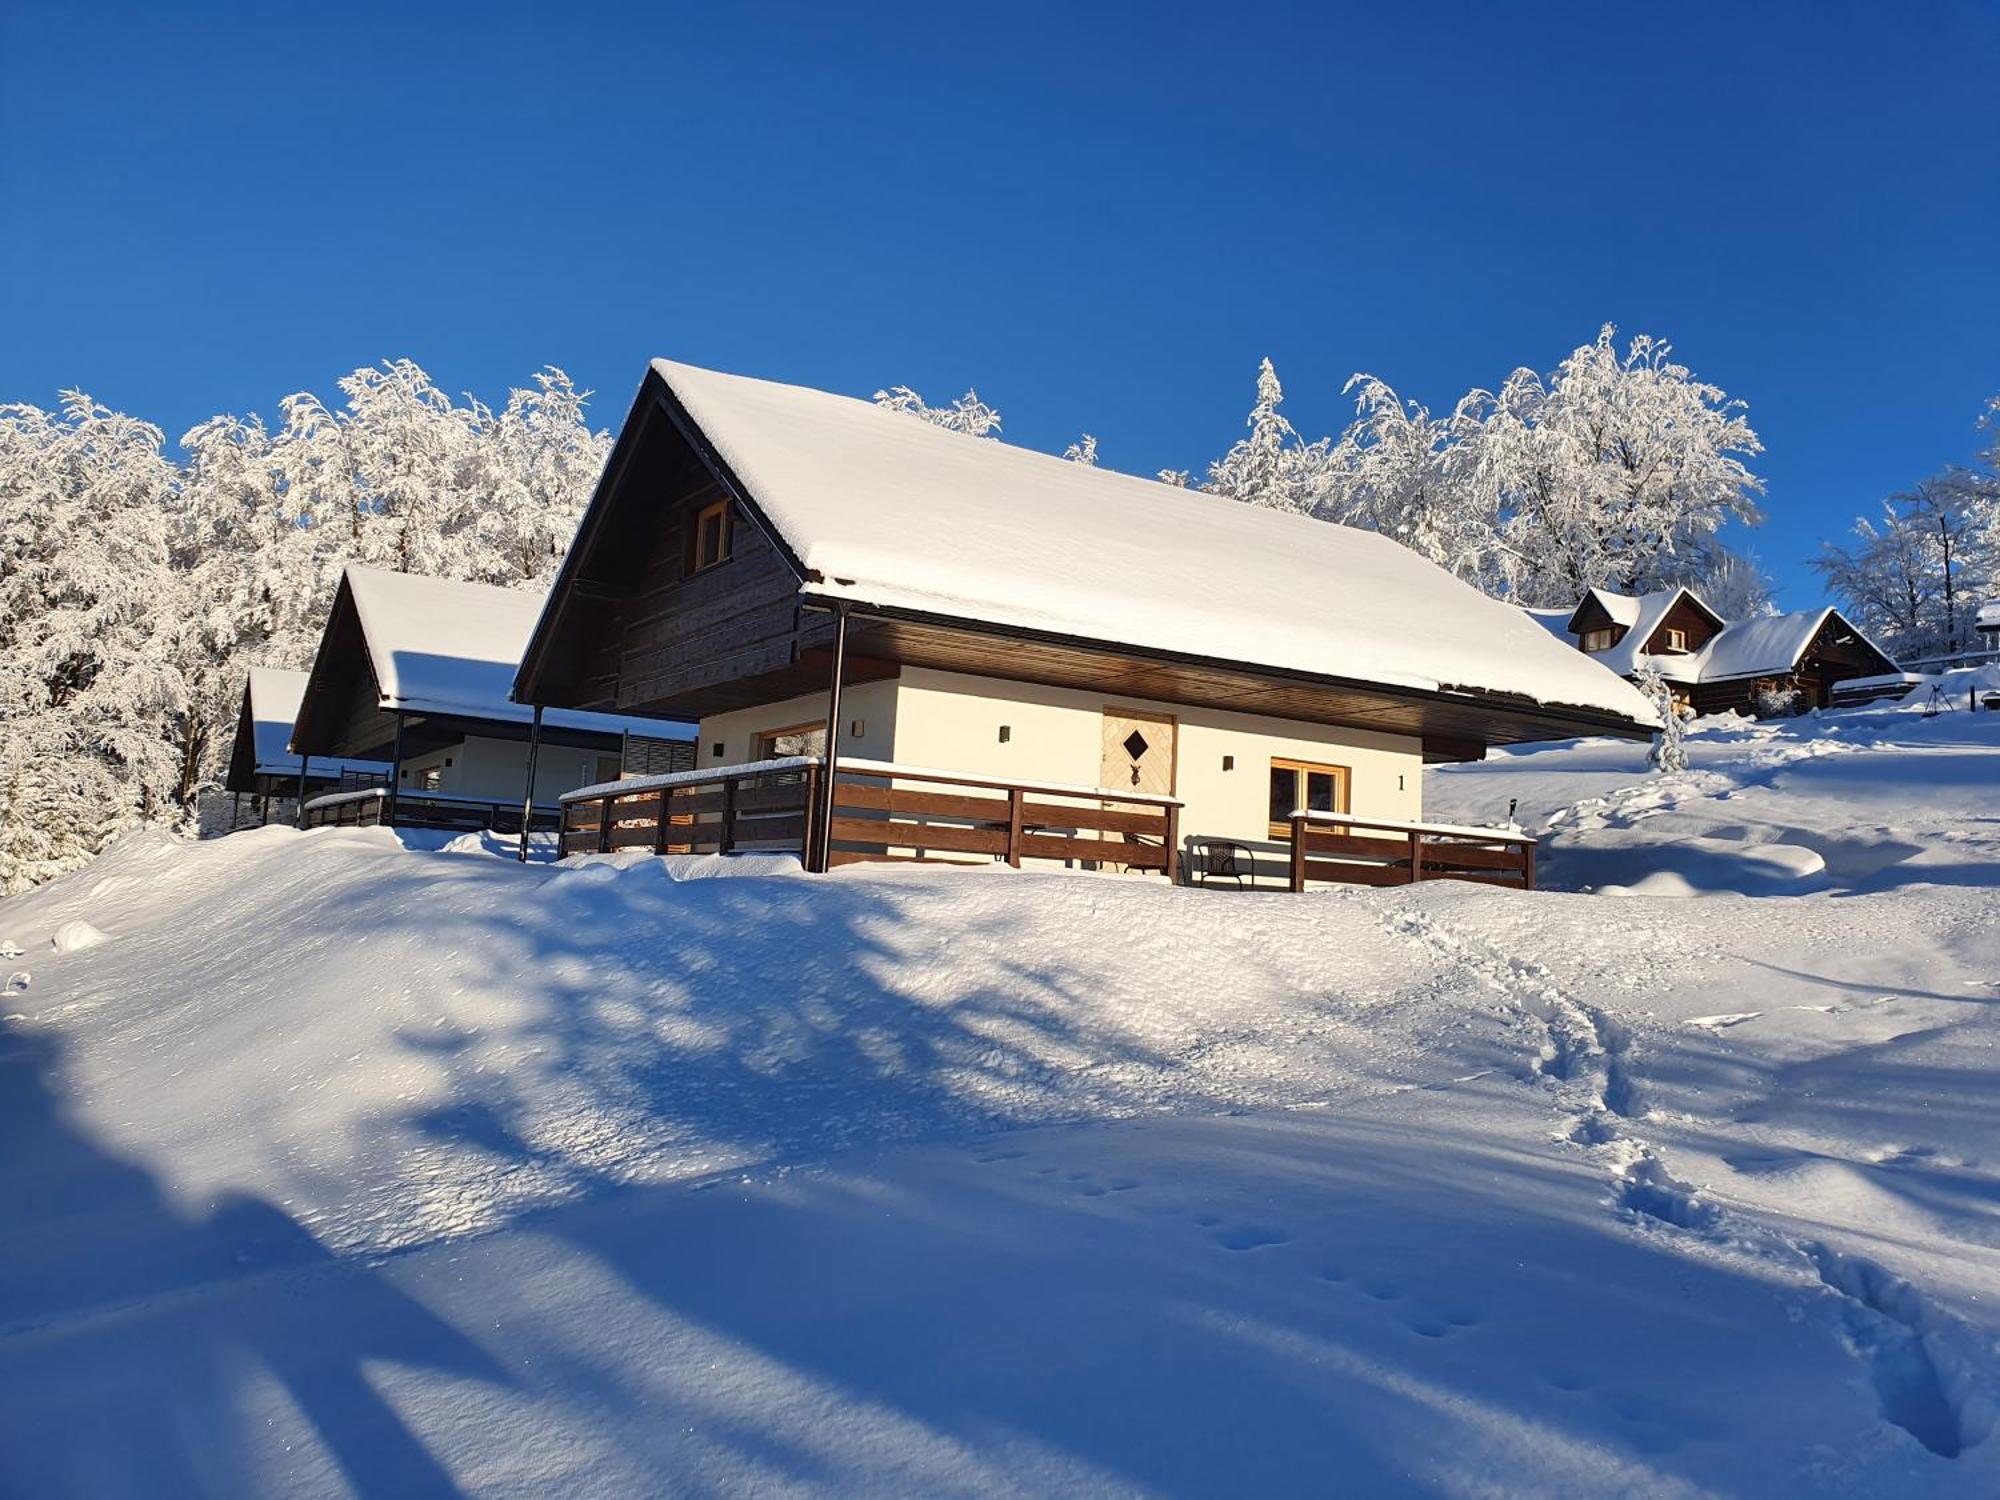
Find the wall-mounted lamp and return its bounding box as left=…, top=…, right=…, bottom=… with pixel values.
left=712, top=742, right=725, bottom=758
left=850, top=719, right=865, bottom=738
left=1222, top=755, right=1235, bottom=771
left=998, top=725, right=1012, bottom=743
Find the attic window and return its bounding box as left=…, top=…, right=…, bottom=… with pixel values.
left=689, top=499, right=732, bottom=573
left=1661, top=627, right=1689, bottom=653
left=1581, top=628, right=1616, bottom=653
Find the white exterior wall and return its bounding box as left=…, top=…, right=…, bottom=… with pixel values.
left=694, top=679, right=900, bottom=770
left=398, top=734, right=620, bottom=804
left=887, top=668, right=1422, bottom=847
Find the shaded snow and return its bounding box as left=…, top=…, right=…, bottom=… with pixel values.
left=5, top=703, right=2000, bottom=1493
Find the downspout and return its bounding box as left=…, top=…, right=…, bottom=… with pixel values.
left=811, top=602, right=850, bottom=872
left=519, top=704, right=544, bottom=863
left=384, top=711, right=407, bottom=828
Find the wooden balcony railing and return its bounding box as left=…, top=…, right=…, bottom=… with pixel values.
left=558, top=757, right=1182, bottom=878
left=1287, top=812, right=1535, bottom=891
left=302, top=788, right=562, bottom=835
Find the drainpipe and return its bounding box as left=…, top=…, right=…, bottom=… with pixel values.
left=519, top=705, right=544, bottom=862
left=384, top=711, right=407, bottom=828
left=811, top=602, right=850, bottom=872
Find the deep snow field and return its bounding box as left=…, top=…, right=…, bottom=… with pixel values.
left=4, top=694, right=2000, bottom=1496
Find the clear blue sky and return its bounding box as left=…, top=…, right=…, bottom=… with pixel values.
left=4, top=2, right=1996, bottom=605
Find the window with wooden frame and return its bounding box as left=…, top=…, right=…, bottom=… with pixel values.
left=754, top=721, right=826, bottom=760
left=686, top=498, right=732, bottom=574
left=1660, top=627, right=1690, bottom=652
left=1269, top=758, right=1350, bottom=839
left=1580, top=627, right=1617, bottom=653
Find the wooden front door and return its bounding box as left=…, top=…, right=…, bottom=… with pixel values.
left=1100, top=708, right=1177, bottom=797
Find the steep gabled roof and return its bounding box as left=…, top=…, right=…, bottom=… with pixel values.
left=224, top=667, right=388, bottom=791
left=1557, top=583, right=1900, bottom=686
left=581, top=360, right=1655, bottom=730
left=292, top=565, right=691, bottom=760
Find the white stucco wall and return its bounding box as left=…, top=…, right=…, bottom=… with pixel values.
left=886, top=668, right=1423, bottom=847
left=691, top=668, right=1424, bottom=879
left=695, top=679, right=900, bottom=769
left=398, top=734, right=620, bottom=804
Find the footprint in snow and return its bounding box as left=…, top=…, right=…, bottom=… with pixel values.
left=0, top=941, right=22, bottom=960
left=1214, top=1225, right=1290, bottom=1252
left=4, top=972, right=27, bottom=994
left=1685, top=1012, right=1762, bottom=1030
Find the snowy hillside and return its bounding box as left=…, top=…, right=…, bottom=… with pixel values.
left=4, top=698, right=2000, bottom=1495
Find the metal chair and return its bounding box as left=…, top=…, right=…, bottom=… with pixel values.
left=1190, top=838, right=1254, bottom=890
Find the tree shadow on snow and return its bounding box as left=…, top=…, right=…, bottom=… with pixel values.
left=0, top=1017, right=511, bottom=1497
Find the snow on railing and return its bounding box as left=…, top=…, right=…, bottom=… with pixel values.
left=1288, top=809, right=1530, bottom=842
left=301, top=786, right=389, bottom=813
left=561, top=756, right=820, bottom=804
left=1287, top=810, right=1536, bottom=892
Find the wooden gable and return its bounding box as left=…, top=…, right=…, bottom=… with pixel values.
left=1641, top=593, right=1725, bottom=657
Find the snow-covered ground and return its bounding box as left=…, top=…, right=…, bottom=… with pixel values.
left=4, top=696, right=2000, bottom=1496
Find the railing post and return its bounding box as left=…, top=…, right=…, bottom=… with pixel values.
left=801, top=763, right=822, bottom=869
left=1163, top=802, right=1180, bottom=884
left=597, top=795, right=613, bottom=854
left=1409, top=832, right=1424, bottom=884
left=653, top=786, right=672, bottom=855
left=1522, top=838, right=1537, bottom=891
left=1289, top=814, right=1307, bottom=892
left=1006, top=788, right=1024, bottom=868
left=720, top=776, right=737, bottom=856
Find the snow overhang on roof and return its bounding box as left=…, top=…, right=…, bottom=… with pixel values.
left=243, top=666, right=387, bottom=779
left=341, top=565, right=688, bottom=739
left=638, top=359, right=1659, bottom=733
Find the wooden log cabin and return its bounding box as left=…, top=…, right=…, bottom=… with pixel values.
left=289, top=565, right=693, bottom=837
left=510, top=359, right=1658, bottom=886
left=221, top=666, right=389, bottom=830
left=1547, top=586, right=1902, bottom=716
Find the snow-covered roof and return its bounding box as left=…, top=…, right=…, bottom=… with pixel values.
left=1563, top=583, right=1898, bottom=685
left=1977, top=600, right=2000, bottom=631
left=244, top=667, right=386, bottom=779
left=1589, top=589, right=1700, bottom=679
left=646, top=360, right=1656, bottom=728
left=342, top=565, right=691, bottom=739
left=1523, top=608, right=1575, bottom=643
left=1694, top=609, right=1836, bottom=682
left=1579, top=587, right=1644, bottom=630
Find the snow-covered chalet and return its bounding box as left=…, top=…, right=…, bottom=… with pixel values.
left=1538, top=586, right=1902, bottom=716
left=288, top=565, right=692, bottom=833
left=510, top=360, right=1659, bottom=889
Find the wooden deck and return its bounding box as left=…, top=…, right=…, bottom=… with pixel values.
left=559, top=759, right=1182, bottom=877
left=1286, top=812, right=1536, bottom=891
left=302, top=789, right=561, bottom=835
left=555, top=759, right=1540, bottom=893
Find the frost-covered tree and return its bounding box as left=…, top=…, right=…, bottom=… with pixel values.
left=1633, top=662, right=1688, bottom=773
left=0, top=394, right=188, bottom=889
left=873, top=385, right=1003, bottom=437
left=0, top=361, right=610, bottom=892
left=1202, top=359, right=1333, bottom=515
left=1813, top=473, right=1992, bottom=657
left=1062, top=434, right=1099, bottom=466
left=1320, top=375, right=1497, bottom=583
left=1689, top=550, right=1776, bottom=621
left=1461, top=327, right=1765, bottom=606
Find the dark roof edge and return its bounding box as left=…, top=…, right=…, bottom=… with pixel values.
left=799, top=592, right=1656, bottom=743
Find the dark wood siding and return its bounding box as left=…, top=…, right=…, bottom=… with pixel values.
left=519, top=385, right=833, bottom=718
left=1641, top=595, right=1724, bottom=658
